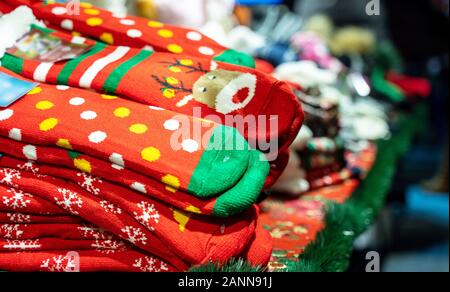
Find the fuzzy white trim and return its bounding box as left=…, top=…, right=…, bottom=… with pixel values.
left=0, top=6, right=45, bottom=60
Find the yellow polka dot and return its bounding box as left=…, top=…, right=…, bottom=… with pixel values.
left=166, top=77, right=179, bottom=85
left=56, top=138, right=73, bottom=150
left=74, top=158, right=92, bottom=173
left=101, top=94, right=118, bottom=100
left=46, top=0, right=55, bottom=4
left=36, top=101, right=54, bottom=111
left=169, top=66, right=182, bottom=73
left=180, top=59, right=193, bottom=66
left=148, top=20, right=164, bottom=28
left=72, top=31, right=81, bottom=37
left=39, top=118, right=58, bottom=132
left=84, top=8, right=100, bottom=15
left=163, top=89, right=176, bottom=99
left=27, top=87, right=43, bottom=95
left=113, top=107, right=131, bottom=118
left=162, top=174, right=180, bottom=193
left=168, top=44, right=183, bottom=54
left=80, top=2, right=93, bottom=8
left=129, top=124, right=148, bottom=135
left=100, top=32, right=114, bottom=44
left=86, top=17, right=103, bottom=27
left=141, top=147, right=161, bottom=163
left=158, top=29, right=173, bottom=38
left=186, top=205, right=202, bottom=214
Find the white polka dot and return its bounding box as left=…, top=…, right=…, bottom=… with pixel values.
left=52, top=7, right=68, bottom=15
left=23, top=145, right=37, bottom=160
left=88, top=131, right=107, bottom=143
left=61, top=19, right=74, bottom=30
left=56, top=85, right=69, bottom=91
left=120, top=19, right=135, bottom=26
left=164, top=119, right=180, bottom=131
left=8, top=128, right=22, bottom=141
left=142, top=45, right=154, bottom=52
left=71, top=36, right=86, bottom=45
left=149, top=106, right=164, bottom=111
left=199, top=46, right=215, bottom=56
left=80, top=110, right=97, bottom=120
left=109, top=153, right=125, bottom=167
left=182, top=139, right=199, bottom=153
left=112, top=164, right=124, bottom=170
left=131, top=182, right=147, bottom=194
left=127, top=29, right=143, bottom=38
left=69, top=97, right=85, bottom=106
left=112, top=12, right=126, bottom=18
left=0, top=109, right=14, bottom=121
left=187, top=31, right=202, bottom=41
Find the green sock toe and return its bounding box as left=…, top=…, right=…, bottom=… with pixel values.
left=212, top=151, right=270, bottom=217
left=213, top=49, right=256, bottom=68
left=188, top=125, right=251, bottom=198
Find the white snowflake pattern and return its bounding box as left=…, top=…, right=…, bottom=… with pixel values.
left=100, top=200, right=122, bottom=215
left=17, top=161, right=39, bottom=175
left=77, top=225, right=126, bottom=254
left=121, top=226, right=147, bottom=245
left=7, top=213, right=31, bottom=223
left=3, top=239, right=41, bottom=250
left=40, top=254, right=79, bottom=272
left=0, top=224, right=24, bottom=239
left=3, top=188, right=33, bottom=210
left=77, top=225, right=110, bottom=240
left=91, top=239, right=126, bottom=254
left=133, top=202, right=160, bottom=231
left=0, top=168, right=21, bottom=188
left=133, top=256, right=169, bottom=272
left=76, top=173, right=103, bottom=196
left=54, top=188, right=83, bottom=215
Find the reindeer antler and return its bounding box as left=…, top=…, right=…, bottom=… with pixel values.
left=152, top=75, right=193, bottom=93
left=160, top=59, right=209, bottom=74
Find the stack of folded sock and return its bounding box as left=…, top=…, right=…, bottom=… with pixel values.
left=0, top=3, right=303, bottom=272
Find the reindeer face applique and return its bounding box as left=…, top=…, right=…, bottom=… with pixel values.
left=155, top=59, right=258, bottom=114
left=178, top=69, right=257, bottom=115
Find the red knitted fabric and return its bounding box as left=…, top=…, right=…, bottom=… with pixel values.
left=4, top=0, right=255, bottom=67
left=1, top=22, right=303, bottom=187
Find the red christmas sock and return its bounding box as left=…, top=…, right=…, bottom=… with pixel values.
left=0, top=212, right=82, bottom=224
left=386, top=71, right=432, bottom=99
left=0, top=166, right=268, bottom=268
left=4, top=0, right=256, bottom=68
left=0, top=67, right=270, bottom=217
left=0, top=168, right=191, bottom=270
left=0, top=16, right=304, bottom=166
left=0, top=250, right=175, bottom=272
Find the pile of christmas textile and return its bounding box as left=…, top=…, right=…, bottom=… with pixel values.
left=0, top=0, right=304, bottom=272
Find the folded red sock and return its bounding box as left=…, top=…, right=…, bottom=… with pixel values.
left=0, top=18, right=303, bottom=167
left=0, top=67, right=270, bottom=217
left=0, top=250, right=175, bottom=272
left=4, top=0, right=257, bottom=68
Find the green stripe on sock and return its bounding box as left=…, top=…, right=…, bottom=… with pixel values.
left=57, top=42, right=107, bottom=85
left=1, top=54, right=24, bottom=74
left=103, top=50, right=153, bottom=94
left=67, top=150, right=82, bottom=160
left=31, top=24, right=55, bottom=35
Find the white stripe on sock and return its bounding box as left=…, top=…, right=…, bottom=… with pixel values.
left=33, top=62, right=53, bottom=82
left=79, top=46, right=130, bottom=88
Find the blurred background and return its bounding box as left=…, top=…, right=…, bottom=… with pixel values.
left=85, top=0, right=449, bottom=272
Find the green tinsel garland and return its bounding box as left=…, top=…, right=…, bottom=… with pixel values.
left=191, top=104, right=427, bottom=273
